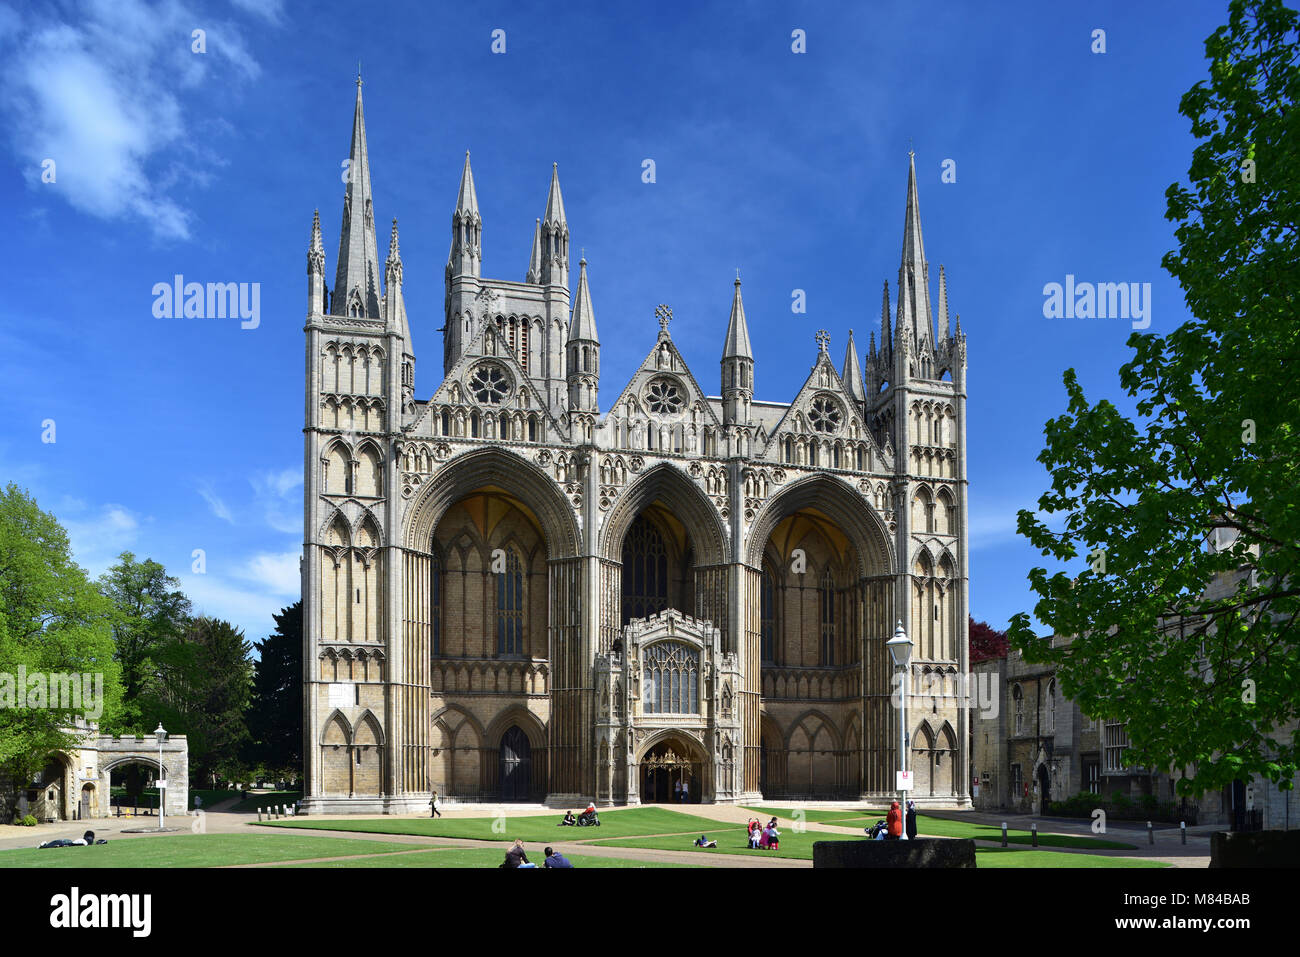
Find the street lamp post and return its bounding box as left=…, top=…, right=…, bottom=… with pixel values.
left=154, top=723, right=167, bottom=829
left=885, top=620, right=913, bottom=841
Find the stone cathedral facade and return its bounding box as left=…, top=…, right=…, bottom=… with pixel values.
left=300, top=81, right=972, bottom=813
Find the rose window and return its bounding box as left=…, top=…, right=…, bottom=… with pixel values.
left=810, top=396, right=842, bottom=433
left=469, top=364, right=510, bottom=405
left=645, top=378, right=684, bottom=416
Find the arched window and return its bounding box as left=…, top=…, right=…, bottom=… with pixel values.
left=528, top=415, right=537, bottom=442
left=431, top=548, right=442, bottom=658
left=622, top=515, right=668, bottom=624
left=1013, top=684, right=1024, bottom=734
left=642, top=641, right=700, bottom=714
left=819, top=566, right=835, bottom=665
left=761, top=564, right=777, bottom=664
left=1047, top=678, right=1057, bottom=732
left=499, top=411, right=510, bottom=439
left=441, top=409, right=450, bottom=436
left=471, top=411, right=480, bottom=438
left=496, top=549, right=524, bottom=656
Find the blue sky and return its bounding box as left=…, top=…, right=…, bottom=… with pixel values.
left=0, top=0, right=1229, bottom=641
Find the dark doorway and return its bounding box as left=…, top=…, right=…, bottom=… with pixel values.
left=1037, top=763, right=1051, bottom=804
left=639, top=740, right=699, bottom=803
left=499, top=727, right=532, bottom=801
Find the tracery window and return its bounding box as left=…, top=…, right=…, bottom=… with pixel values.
left=469, top=363, right=510, bottom=405
left=819, top=567, right=836, bottom=665
left=642, top=641, right=700, bottom=714
left=809, top=395, right=842, bottom=434
left=622, top=515, right=669, bottom=624
left=1013, top=684, right=1024, bottom=734
left=496, top=549, right=524, bottom=656
left=644, top=377, right=684, bottom=416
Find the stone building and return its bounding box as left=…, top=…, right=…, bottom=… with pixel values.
left=300, top=80, right=972, bottom=813
left=973, top=532, right=1298, bottom=829
left=0, top=719, right=189, bottom=822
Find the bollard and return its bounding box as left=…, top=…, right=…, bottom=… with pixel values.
left=257, top=808, right=263, bottom=822
left=1031, top=822, right=1038, bottom=847
left=1180, top=821, right=1186, bottom=844
left=1001, top=822, right=1008, bottom=847
left=1147, top=821, right=1154, bottom=845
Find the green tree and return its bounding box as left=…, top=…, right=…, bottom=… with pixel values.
left=1009, top=0, right=1300, bottom=796
left=99, top=552, right=191, bottom=725
left=150, top=616, right=254, bottom=785
left=0, top=485, right=123, bottom=816
left=245, top=601, right=302, bottom=781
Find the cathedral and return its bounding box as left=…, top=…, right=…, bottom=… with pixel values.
left=300, top=79, right=971, bottom=813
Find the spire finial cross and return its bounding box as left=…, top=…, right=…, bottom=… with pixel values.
left=816, top=329, right=830, bottom=353
left=655, top=304, right=673, bottom=334
left=357, top=62, right=363, bottom=87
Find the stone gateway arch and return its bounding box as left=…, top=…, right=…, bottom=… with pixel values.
left=299, top=81, right=971, bottom=813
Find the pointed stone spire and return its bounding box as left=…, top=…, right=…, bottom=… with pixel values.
left=544, top=162, right=567, bottom=227
left=308, top=208, right=326, bottom=315
left=385, top=217, right=402, bottom=281
left=333, top=75, right=381, bottom=318
left=539, top=163, right=569, bottom=286
left=880, top=281, right=892, bottom=356
left=723, top=276, right=753, bottom=359
left=868, top=329, right=877, bottom=359
left=937, top=265, right=950, bottom=339
left=901, top=150, right=927, bottom=268
left=308, top=208, right=324, bottom=272
left=448, top=151, right=482, bottom=278
left=569, top=258, right=598, bottom=342
left=897, top=151, right=934, bottom=350
left=842, top=329, right=866, bottom=402
left=455, top=150, right=480, bottom=220
left=526, top=218, right=542, bottom=283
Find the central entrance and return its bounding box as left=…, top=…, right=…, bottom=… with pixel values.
left=640, top=738, right=702, bottom=804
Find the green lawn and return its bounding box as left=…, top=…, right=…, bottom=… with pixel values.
left=741, top=806, right=888, bottom=824
left=258, top=806, right=725, bottom=842
left=283, top=847, right=690, bottom=868
left=588, top=826, right=855, bottom=861
left=906, top=816, right=1137, bottom=850
left=0, top=834, right=420, bottom=868
left=975, top=847, right=1170, bottom=868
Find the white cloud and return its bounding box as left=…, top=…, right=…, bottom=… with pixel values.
left=0, top=0, right=270, bottom=239
left=63, top=502, right=142, bottom=576
left=198, top=484, right=234, bottom=523
left=235, top=550, right=301, bottom=596
left=251, top=468, right=302, bottom=535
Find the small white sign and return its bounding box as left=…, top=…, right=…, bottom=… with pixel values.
left=896, top=771, right=913, bottom=791
left=156, top=779, right=167, bottom=789
left=1245, top=786, right=1255, bottom=810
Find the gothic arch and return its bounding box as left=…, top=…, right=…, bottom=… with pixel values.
left=320, top=708, right=353, bottom=745
left=634, top=726, right=710, bottom=764
left=404, top=447, right=580, bottom=558
left=484, top=705, right=547, bottom=753
left=599, top=462, right=728, bottom=567
left=746, top=473, right=893, bottom=578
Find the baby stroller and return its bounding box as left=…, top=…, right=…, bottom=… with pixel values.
left=865, top=819, right=889, bottom=840
left=576, top=809, right=601, bottom=827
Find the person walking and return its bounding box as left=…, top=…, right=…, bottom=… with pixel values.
left=680, top=779, right=690, bottom=803
left=429, top=789, right=442, bottom=818
left=905, top=799, right=917, bottom=839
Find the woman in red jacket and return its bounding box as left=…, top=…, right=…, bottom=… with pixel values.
left=886, top=800, right=903, bottom=839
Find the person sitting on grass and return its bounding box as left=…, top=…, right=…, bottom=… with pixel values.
left=694, top=834, right=717, bottom=848
left=501, top=839, right=531, bottom=868
left=558, top=810, right=577, bottom=826
left=543, top=846, right=574, bottom=868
